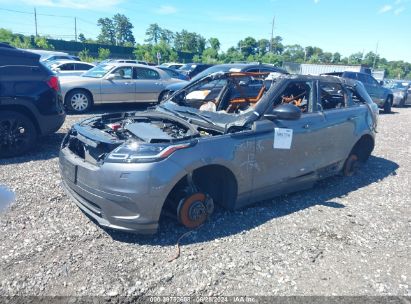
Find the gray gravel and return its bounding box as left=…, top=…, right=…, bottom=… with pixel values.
left=0, top=105, right=410, bottom=297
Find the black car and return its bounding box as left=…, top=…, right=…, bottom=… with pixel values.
left=178, top=63, right=214, bottom=79
left=0, top=43, right=66, bottom=158
left=159, top=63, right=288, bottom=101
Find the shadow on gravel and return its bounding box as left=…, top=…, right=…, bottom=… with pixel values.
left=104, top=155, right=399, bottom=246
left=0, top=132, right=66, bottom=165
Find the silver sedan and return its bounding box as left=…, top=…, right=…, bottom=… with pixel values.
left=60, top=63, right=185, bottom=113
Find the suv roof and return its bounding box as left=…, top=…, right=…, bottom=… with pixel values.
left=0, top=45, right=40, bottom=65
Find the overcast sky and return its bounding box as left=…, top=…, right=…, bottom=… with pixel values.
left=0, top=0, right=410, bottom=62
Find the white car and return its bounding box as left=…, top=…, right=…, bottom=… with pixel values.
left=48, top=60, right=95, bottom=77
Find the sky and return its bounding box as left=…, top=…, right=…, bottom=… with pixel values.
left=0, top=0, right=410, bottom=62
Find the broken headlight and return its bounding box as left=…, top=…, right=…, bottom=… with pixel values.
left=105, top=141, right=195, bottom=163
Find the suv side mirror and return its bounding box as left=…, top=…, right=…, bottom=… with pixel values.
left=106, top=73, right=116, bottom=80
left=379, top=80, right=384, bottom=86
left=264, top=103, right=302, bottom=121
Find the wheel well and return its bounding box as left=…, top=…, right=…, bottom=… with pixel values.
left=65, top=88, right=94, bottom=105
left=351, top=135, right=374, bottom=163
left=158, top=90, right=169, bottom=102
left=163, top=165, right=238, bottom=214
left=0, top=105, right=41, bottom=135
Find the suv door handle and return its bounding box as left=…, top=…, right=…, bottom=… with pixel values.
left=302, top=124, right=310, bottom=129
left=348, top=115, right=359, bottom=121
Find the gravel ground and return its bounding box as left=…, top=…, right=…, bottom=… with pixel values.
left=0, top=105, right=410, bottom=297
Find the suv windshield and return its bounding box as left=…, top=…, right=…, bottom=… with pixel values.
left=82, top=64, right=114, bottom=78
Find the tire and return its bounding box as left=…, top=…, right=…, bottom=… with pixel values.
left=383, top=96, right=392, bottom=114
left=0, top=111, right=37, bottom=158
left=343, top=153, right=359, bottom=177
left=399, top=97, right=406, bottom=108
left=65, top=89, right=92, bottom=113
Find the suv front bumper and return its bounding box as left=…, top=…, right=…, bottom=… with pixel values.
left=59, top=147, right=183, bottom=234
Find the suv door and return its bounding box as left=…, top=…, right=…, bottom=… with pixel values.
left=317, top=80, right=359, bottom=169
left=250, top=80, right=327, bottom=202
left=100, top=66, right=136, bottom=103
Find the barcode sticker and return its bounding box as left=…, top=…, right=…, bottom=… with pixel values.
left=274, top=128, right=293, bottom=149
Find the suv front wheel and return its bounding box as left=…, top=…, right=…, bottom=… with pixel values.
left=0, top=111, right=37, bottom=158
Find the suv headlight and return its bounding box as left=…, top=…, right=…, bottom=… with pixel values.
left=105, top=140, right=196, bottom=163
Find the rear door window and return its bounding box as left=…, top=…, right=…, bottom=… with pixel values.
left=136, top=68, right=160, bottom=80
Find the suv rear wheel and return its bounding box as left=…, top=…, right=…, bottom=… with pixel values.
left=66, top=89, right=92, bottom=113
left=0, top=111, right=37, bottom=158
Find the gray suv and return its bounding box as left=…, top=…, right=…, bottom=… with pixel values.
left=59, top=72, right=378, bottom=234
left=323, top=71, right=393, bottom=113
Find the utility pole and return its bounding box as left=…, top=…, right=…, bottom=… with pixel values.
left=74, top=17, right=77, bottom=42
left=269, top=16, right=275, bottom=53
left=373, top=42, right=379, bottom=69
left=34, top=8, right=38, bottom=37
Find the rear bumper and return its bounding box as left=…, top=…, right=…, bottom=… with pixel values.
left=38, top=112, right=66, bottom=135
left=59, top=147, right=182, bottom=234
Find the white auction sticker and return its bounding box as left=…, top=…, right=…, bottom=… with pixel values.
left=274, top=128, right=293, bottom=149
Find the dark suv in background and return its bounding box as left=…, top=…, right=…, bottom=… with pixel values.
left=0, top=43, right=66, bottom=158
left=323, top=71, right=393, bottom=113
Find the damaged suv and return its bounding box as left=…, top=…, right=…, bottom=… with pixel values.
left=59, top=72, right=378, bottom=234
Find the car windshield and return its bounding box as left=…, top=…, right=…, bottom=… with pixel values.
left=179, top=64, right=197, bottom=71
left=190, top=65, right=236, bottom=82
left=385, top=82, right=407, bottom=90
left=82, top=64, right=114, bottom=78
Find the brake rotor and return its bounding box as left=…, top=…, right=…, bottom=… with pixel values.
left=177, top=192, right=212, bottom=228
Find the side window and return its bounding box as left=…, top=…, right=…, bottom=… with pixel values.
left=113, top=67, right=133, bottom=79
left=319, top=82, right=346, bottom=110
left=136, top=68, right=160, bottom=80
left=357, top=73, right=370, bottom=84
left=76, top=63, right=93, bottom=70
left=369, top=76, right=380, bottom=86
left=274, top=81, right=313, bottom=113
left=60, top=63, right=75, bottom=71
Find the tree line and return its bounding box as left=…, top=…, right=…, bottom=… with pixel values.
left=1, top=15, right=410, bottom=80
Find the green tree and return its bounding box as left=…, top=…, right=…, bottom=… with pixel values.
left=332, top=52, right=341, bottom=63
left=348, top=52, right=363, bottom=64
left=145, top=23, right=162, bottom=44
left=270, top=36, right=284, bottom=54
left=113, top=14, right=135, bottom=46
left=78, top=49, right=94, bottom=62
left=208, top=37, right=220, bottom=51
left=238, top=37, right=257, bottom=57
left=78, top=33, right=86, bottom=43
left=283, top=44, right=305, bottom=62
left=98, top=48, right=110, bottom=60
left=34, top=37, right=54, bottom=50
left=174, top=30, right=206, bottom=54
left=257, top=39, right=269, bottom=55
left=97, top=17, right=116, bottom=45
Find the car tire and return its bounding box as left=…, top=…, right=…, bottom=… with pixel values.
left=399, top=97, right=406, bottom=108
left=383, top=96, right=392, bottom=113
left=158, top=90, right=170, bottom=102
left=343, top=153, right=359, bottom=177
left=66, top=89, right=93, bottom=113
left=0, top=111, right=37, bottom=158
